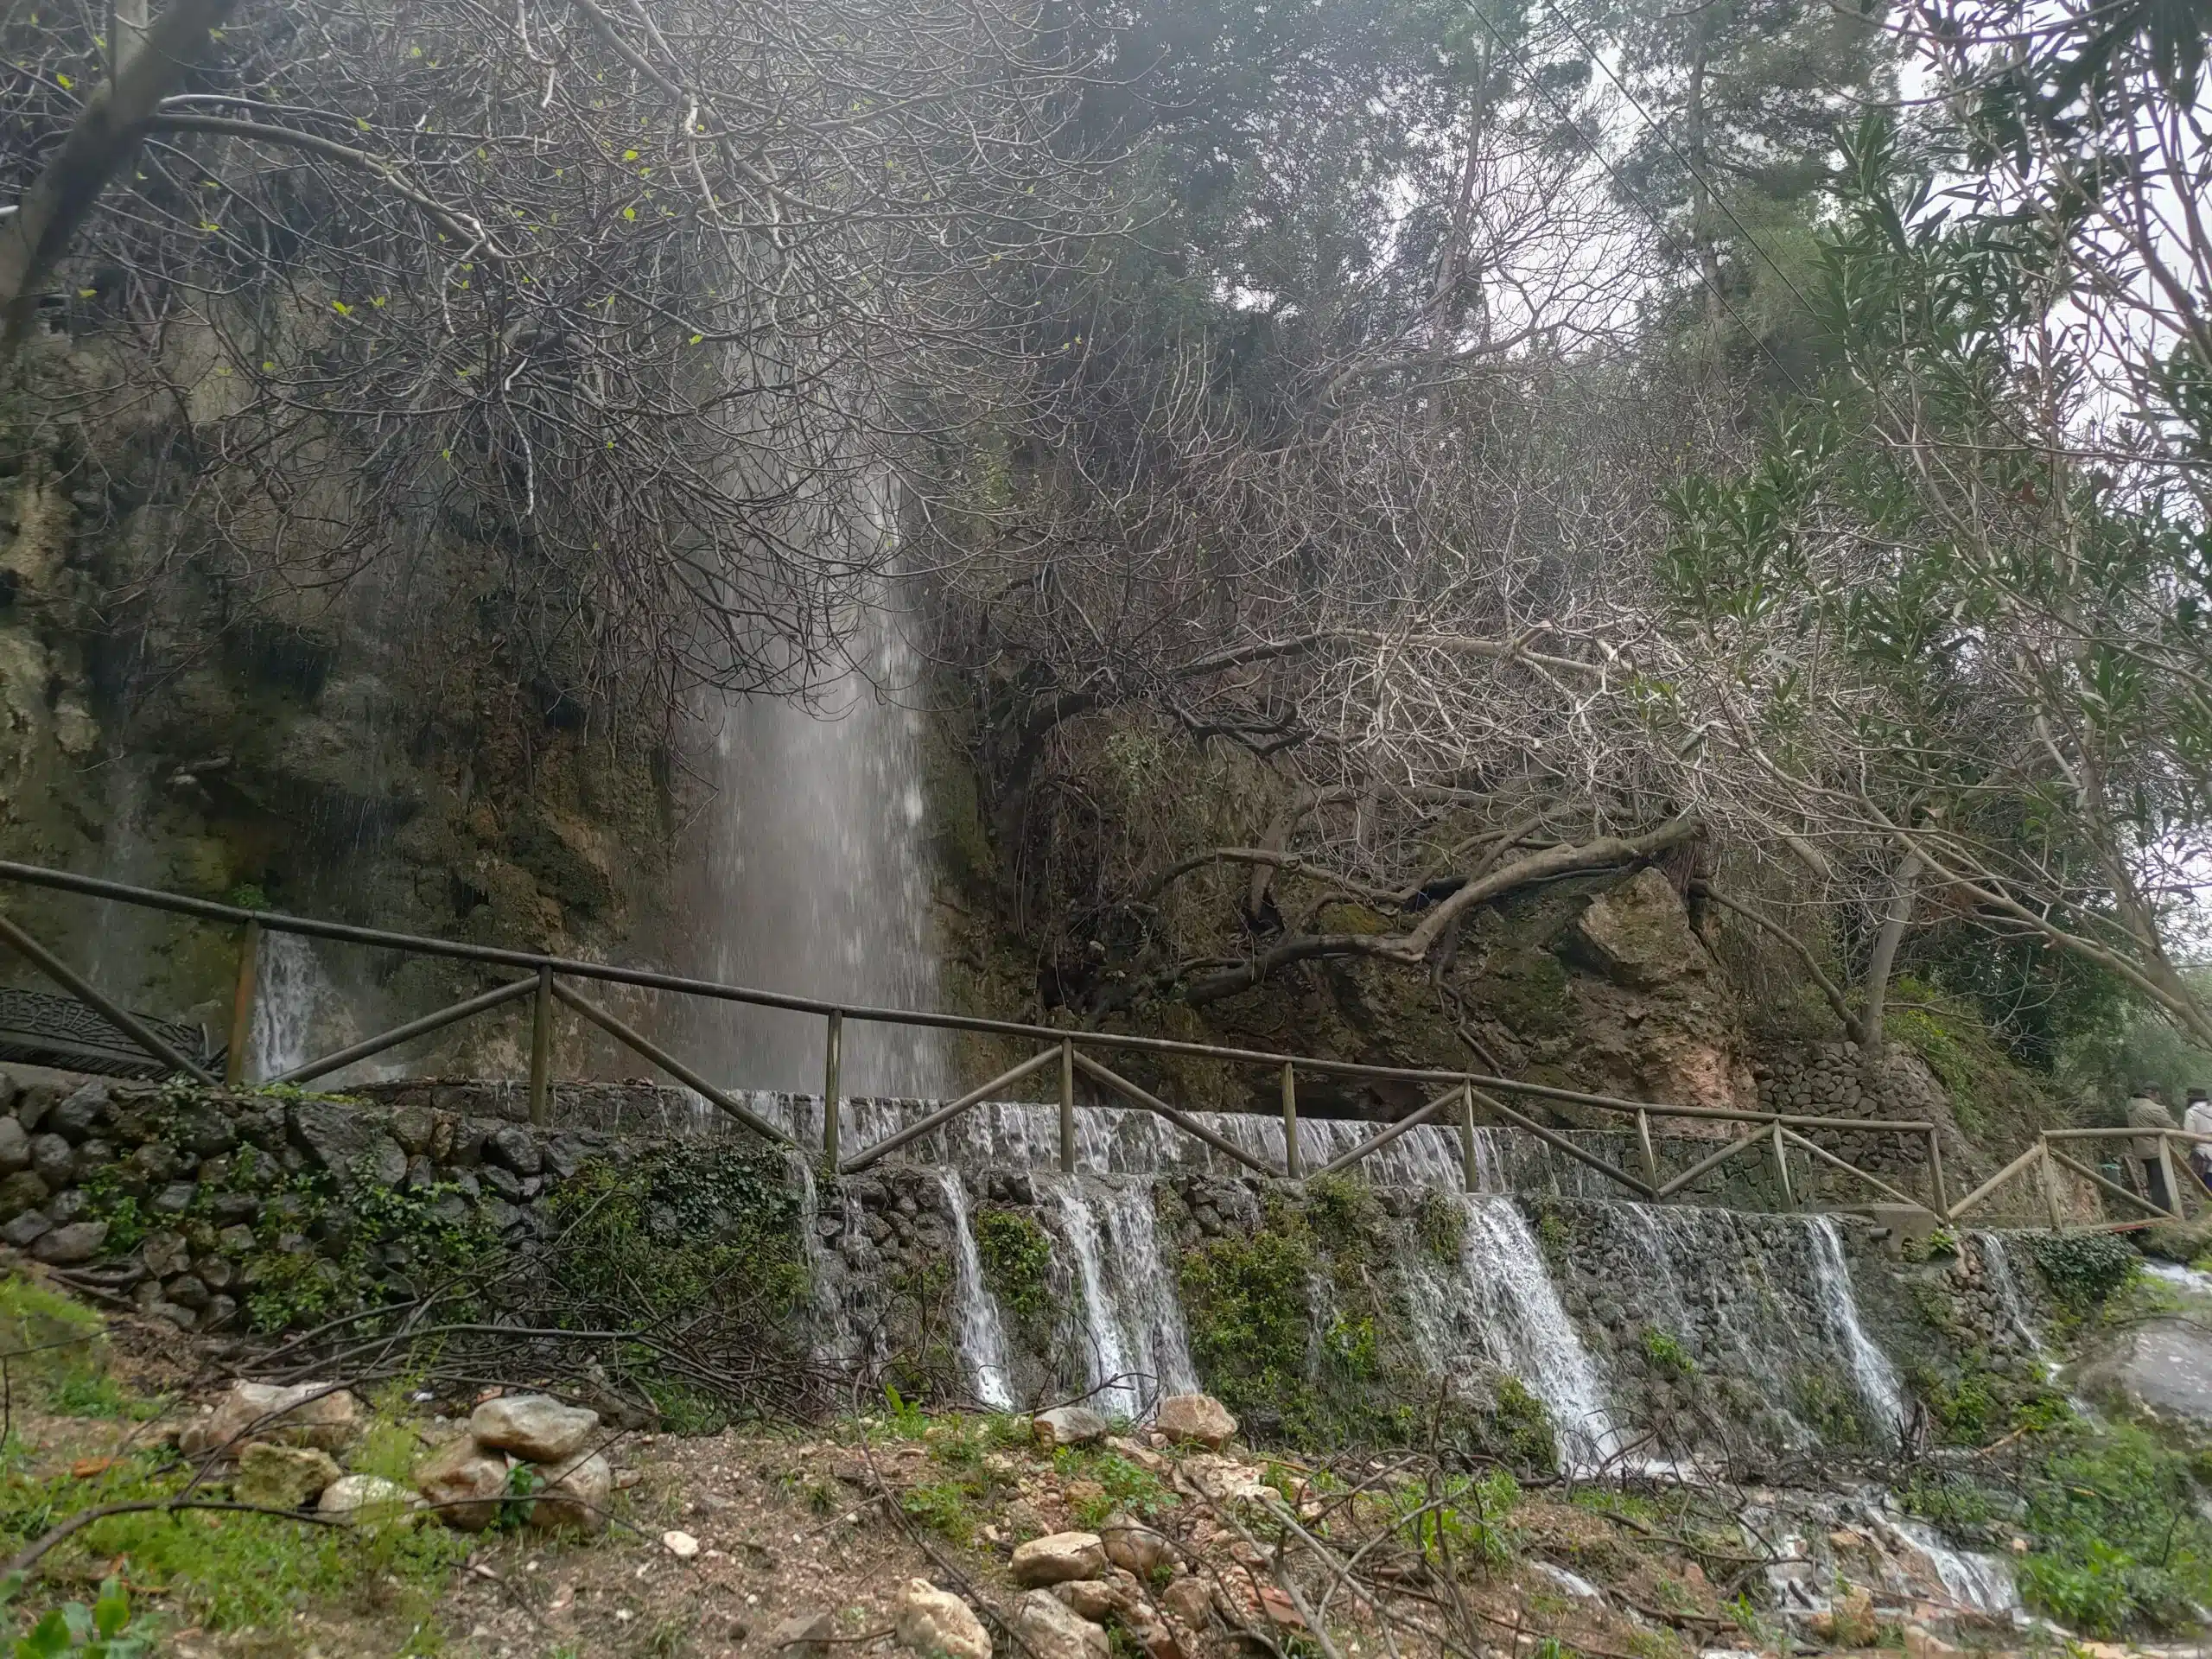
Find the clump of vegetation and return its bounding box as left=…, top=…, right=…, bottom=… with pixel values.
left=0, top=1278, right=105, bottom=1391
left=973, top=1206, right=1057, bottom=1350
left=0, top=1574, right=158, bottom=1656
left=534, top=1143, right=807, bottom=1428
left=1376, top=1470, right=1522, bottom=1571
left=2027, top=1232, right=2138, bottom=1313
left=1906, top=1422, right=2212, bottom=1636
left=1413, top=1192, right=1465, bottom=1261
left=1053, top=1445, right=1175, bottom=1526
left=1639, top=1327, right=1696, bottom=1379
left=1304, top=1176, right=1379, bottom=1251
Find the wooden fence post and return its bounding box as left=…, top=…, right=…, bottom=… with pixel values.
left=1058, top=1038, right=1076, bottom=1175
left=1281, top=1060, right=1300, bottom=1180
left=1459, top=1082, right=1479, bottom=1191
left=2039, top=1139, right=2066, bottom=1231
left=2157, top=1133, right=2183, bottom=1217
left=1635, top=1108, right=1659, bottom=1195
left=528, top=965, right=553, bottom=1127
left=1925, top=1126, right=1948, bottom=1222
left=1770, top=1120, right=1795, bottom=1211
left=225, top=918, right=260, bottom=1087
left=822, top=1009, right=843, bottom=1164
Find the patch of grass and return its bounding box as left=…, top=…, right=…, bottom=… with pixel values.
left=2014, top=1423, right=2212, bottom=1634
left=1378, top=1470, right=1521, bottom=1572
left=43, top=1377, right=163, bottom=1423
left=900, top=1478, right=979, bottom=1546
left=0, top=1277, right=105, bottom=1389
left=0, top=1447, right=470, bottom=1642
left=1052, top=1447, right=1174, bottom=1523
left=1638, top=1327, right=1696, bottom=1380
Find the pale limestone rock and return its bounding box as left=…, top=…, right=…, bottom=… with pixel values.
left=317, top=1473, right=413, bottom=1522
left=1161, top=1579, right=1213, bottom=1627
left=414, top=1435, right=512, bottom=1531
left=894, top=1580, right=991, bottom=1659
left=1032, top=1405, right=1110, bottom=1447
left=771, top=1611, right=836, bottom=1659
left=469, top=1392, right=601, bottom=1463
left=1154, top=1394, right=1236, bottom=1449
left=524, top=1449, right=613, bottom=1534
left=662, top=1529, right=701, bottom=1560
left=1012, top=1530, right=1108, bottom=1586
left=1014, top=1590, right=1109, bottom=1659
left=181, top=1381, right=360, bottom=1458
left=234, top=1443, right=341, bottom=1509
left=1100, top=1511, right=1174, bottom=1577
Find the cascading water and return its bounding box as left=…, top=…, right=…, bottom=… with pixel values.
left=935, top=1169, right=1016, bottom=1408
left=1807, top=1217, right=1907, bottom=1438
left=1407, top=1194, right=1625, bottom=1472
left=250, top=931, right=353, bottom=1080
left=687, top=585, right=945, bottom=1097
left=1049, top=1178, right=1198, bottom=1421
left=1974, top=1232, right=2046, bottom=1355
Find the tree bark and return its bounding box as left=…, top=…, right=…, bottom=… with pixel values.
left=1859, top=845, right=1923, bottom=1068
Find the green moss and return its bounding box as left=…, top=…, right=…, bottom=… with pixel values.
left=1305, top=1175, right=1380, bottom=1249
left=973, top=1206, right=1056, bottom=1349
left=0, top=1275, right=106, bottom=1389
left=1179, top=1228, right=1315, bottom=1434
left=1413, top=1192, right=1465, bottom=1261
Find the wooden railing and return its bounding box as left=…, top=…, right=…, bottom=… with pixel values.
left=1949, top=1126, right=2211, bottom=1230
left=0, top=859, right=1961, bottom=1216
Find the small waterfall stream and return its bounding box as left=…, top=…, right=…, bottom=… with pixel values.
left=1406, top=1195, right=1626, bottom=1472
left=1050, top=1178, right=1198, bottom=1419
left=935, top=1169, right=1016, bottom=1409
left=250, top=931, right=353, bottom=1080
left=1808, top=1217, right=1908, bottom=1436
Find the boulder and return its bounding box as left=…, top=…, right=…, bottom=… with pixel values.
left=2076, top=1317, right=2212, bottom=1427
left=1567, top=867, right=1710, bottom=990
left=1033, top=1405, right=1111, bottom=1447
left=0, top=1171, right=48, bottom=1220
left=1, top=1211, right=51, bottom=1248
left=470, top=1392, right=600, bottom=1462
left=1013, top=1590, right=1110, bottom=1659
left=414, top=1435, right=512, bottom=1531
left=141, top=1230, right=190, bottom=1278
left=2135, top=1215, right=2212, bottom=1265
left=181, top=1381, right=360, bottom=1457
left=1161, top=1579, right=1213, bottom=1626
left=0, top=1117, right=29, bottom=1174
left=1012, top=1530, right=1109, bottom=1586
left=289, top=1099, right=406, bottom=1188
left=29, top=1134, right=74, bottom=1188
left=48, top=1084, right=108, bottom=1141
left=317, top=1473, right=415, bottom=1522
left=1154, top=1394, right=1236, bottom=1449
left=234, top=1443, right=342, bottom=1509
left=1100, top=1511, right=1175, bottom=1577
left=30, top=1221, right=108, bottom=1265
left=524, top=1449, right=612, bottom=1534
left=486, top=1124, right=543, bottom=1177
left=1053, top=1579, right=1128, bottom=1622
left=893, top=1580, right=991, bottom=1659
left=661, top=1529, right=701, bottom=1560
left=771, top=1611, right=838, bottom=1659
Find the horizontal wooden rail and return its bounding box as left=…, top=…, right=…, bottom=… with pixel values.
left=1317, top=1085, right=1463, bottom=1179
left=839, top=1048, right=1059, bottom=1173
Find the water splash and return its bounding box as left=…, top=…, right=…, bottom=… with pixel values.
left=1878, top=1515, right=2019, bottom=1618
left=934, top=1168, right=1016, bottom=1408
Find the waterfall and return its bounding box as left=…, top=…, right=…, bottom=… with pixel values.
left=736, top=1090, right=1609, bottom=1192
left=1049, top=1178, right=1196, bottom=1421
left=934, top=1169, right=1017, bottom=1409
left=1806, top=1217, right=1906, bottom=1439
left=250, top=931, right=352, bottom=1080
left=1408, top=1194, right=1625, bottom=1473
left=791, top=1155, right=871, bottom=1368
left=1975, top=1232, right=2045, bottom=1355
left=686, top=581, right=945, bottom=1096
left=1878, top=1516, right=2019, bottom=1618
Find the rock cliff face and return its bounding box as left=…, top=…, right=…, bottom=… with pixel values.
left=0, top=408, right=678, bottom=1052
